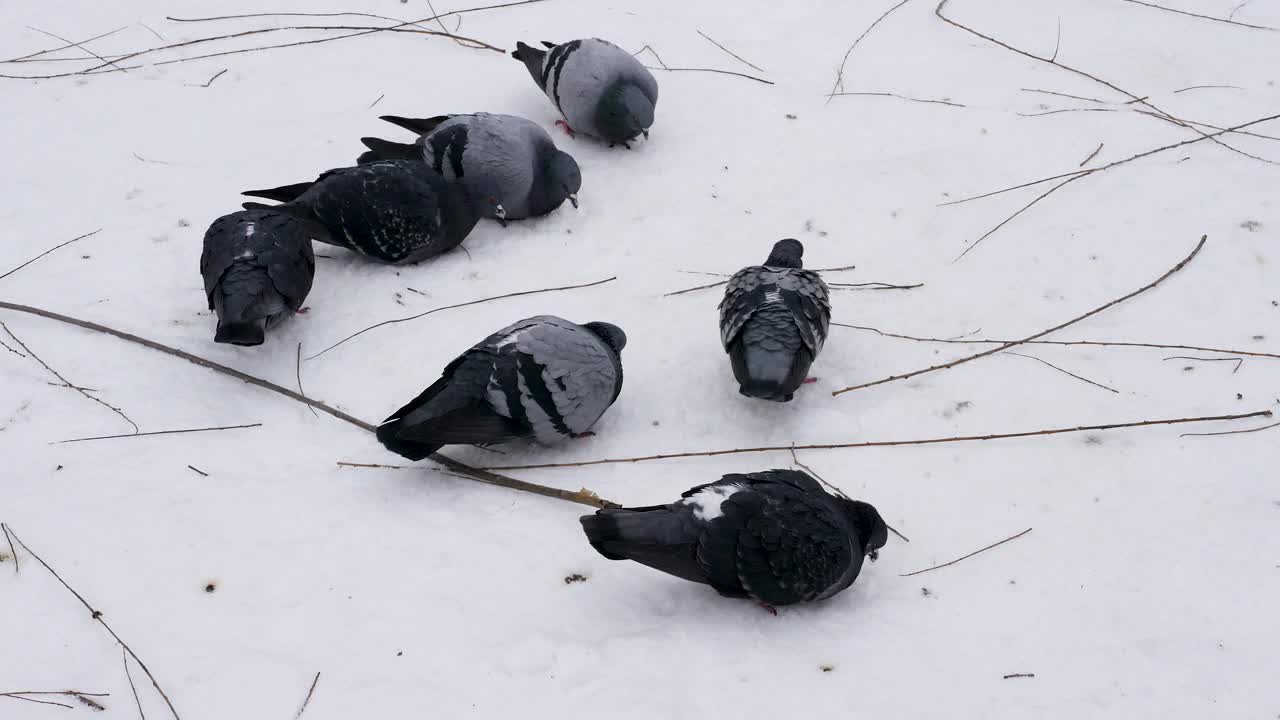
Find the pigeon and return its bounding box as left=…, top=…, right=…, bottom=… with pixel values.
left=241, top=159, right=479, bottom=264
left=580, top=469, right=887, bottom=607
left=199, top=208, right=318, bottom=346
left=358, top=112, right=581, bottom=224
left=719, top=239, right=831, bottom=402
left=511, top=38, right=658, bottom=146
left=376, top=315, right=626, bottom=460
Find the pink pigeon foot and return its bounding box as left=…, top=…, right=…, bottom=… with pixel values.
left=555, top=119, right=577, bottom=138
left=802, top=377, right=818, bottom=384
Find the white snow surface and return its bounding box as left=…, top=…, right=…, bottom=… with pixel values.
left=3, top=0, right=1280, bottom=718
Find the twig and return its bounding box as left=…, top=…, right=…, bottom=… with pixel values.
left=827, top=0, right=913, bottom=100
left=633, top=45, right=670, bottom=70
left=122, top=647, right=145, bottom=720
left=0, top=335, right=24, bottom=357
left=1181, top=421, right=1280, bottom=438
left=664, top=280, right=727, bottom=297
left=308, top=276, right=616, bottom=360
left=296, top=344, right=318, bottom=418
left=1003, top=673, right=1036, bottom=680
left=832, top=235, right=1206, bottom=395
left=26, top=25, right=128, bottom=73
left=292, top=672, right=320, bottom=720
left=425, top=0, right=485, bottom=49
left=369, top=93, right=385, bottom=108
left=1078, top=142, right=1103, bottom=166
left=900, top=528, right=1032, bottom=577
left=131, top=153, right=176, bottom=166
left=2, top=321, right=138, bottom=432
left=1, top=693, right=73, bottom=709
left=829, top=281, right=923, bottom=290
left=789, top=449, right=910, bottom=542
left=187, top=68, right=226, bottom=87
left=696, top=29, right=764, bottom=72
left=186, top=465, right=208, bottom=477
left=479, top=410, right=1271, bottom=470
left=1163, top=355, right=1243, bottom=373
left=664, top=270, right=870, bottom=297
left=0, top=301, right=617, bottom=509
left=1018, top=107, right=1118, bottom=118
left=1050, top=16, right=1061, bottom=63
left=0, top=228, right=101, bottom=282
left=54, top=423, right=261, bottom=445
left=830, top=91, right=965, bottom=108
left=6, top=26, right=126, bottom=63
left=833, top=323, right=1280, bottom=360
left=1, top=523, right=17, bottom=573
left=165, top=1, right=547, bottom=26
left=138, top=23, right=164, bottom=41
left=1019, top=88, right=1106, bottom=104
left=337, top=461, right=408, bottom=470
left=1173, top=84, right=1243, bottom=94
left=1229, top=0, right=1255, bottom=20
left=1116, top=0, right=1276, bottom=31
left=1004, top=351, right=1119, bottom=393
left=643, top=65, right=774, bottom=85
left=813, top=264, right=859, bottom=272
left=5, top=526, right=181, bottom=719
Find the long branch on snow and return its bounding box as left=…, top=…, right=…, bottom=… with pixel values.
left=900, top=527, right=1033, bottom=577
left=0, top=301, right=617, bottom=509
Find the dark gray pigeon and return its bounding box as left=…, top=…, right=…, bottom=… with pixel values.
left=376, top=315, right=626, bottom=460
left=511, top=38, right=658, bottom=146
left=719, top=239, right=831, bottom=402
left=241, top=159, right=479, bottom=264
left=581, top=469, right=887, bottom=607
left=358, top=112, right=581, bottom=225
left=199, top=208, right=318, bottom=346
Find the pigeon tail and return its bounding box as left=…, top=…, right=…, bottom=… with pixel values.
left=359, top=136, right=422, bottom=162
left=214, top=318, right=266, bottom=346
left=241, top=181, right=314, bottom=203
left=375, top=420, right=442, bottom=461
left=380, top=114, right=451, bottom=136
left=580, top=508, right=706, bottom=584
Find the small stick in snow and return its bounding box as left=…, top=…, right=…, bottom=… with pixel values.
left=26, top=25, right=129, bottom=73
left=831, top=235, right=1206, bottom=396
left=369, top=93, right=385, bottom=108
left=479, top=410, right=1272, bottom=471
left=0, top=335, right=24, bottom=357
left=1180, top=420, right=1280, bottom=438
left=138, top=22, right=165, bottom=41
left=1050, top=16, right=1061, bottom=62
left=829, top=281, right=923, bottom=291
left=1003, top=351, right=1120, bottom=393
left=1, top=321, right=139, bottom=433
left=829, top=91, right=965, bottom=108
left=1228, top=0, right=1255, bottom=20
left=165, top=1, right=549, bottom=27
left=642, top=64, right=774, bottom=85
left=5, top=26, right=126, bottom=63
left=309, top=276, right=616, bottom=360
left=1078, top=142, right=1104, bottom=166
left=1002, top=673, right=1036, bottom=680
left=834, top=323, right=1280, bottom=360
left=633, top=45, right=670, bottom=70
left=5, top=526, right=181, bottom=720
left=1116, top=0, right=1276, bottom=31
left=186, top=68, right=226, bottom=87
left=900, top=527, right=1032, bottom=577
left=337, top=461, right=408, bottom=470
left=0, top=228, right=101, bottom=282
left=664, top=280, right=729, bottom=296
left=122, top=647, right=145, bottom=719
left=0, top=690, right=110, bottom=710
left=292, top=672, right=321, bottom=720
left=296, top=344, right=318, bottom=418
left=53, top=423, right=261, bottom=445
left=1019, top=88, right=1106, bottom=104
left=0, top=301, right=618, bottom=509
left=1, top=523, right=18, bottom=573
left=826, top=0, right=914, bottom=101
left=1162, top=355, right=1243, bottom=373
left=1172, top=84, right=1244, bottom=94
left=696, top=29, right=765, bottom=72
left=186, top=465, right=208, bottom=477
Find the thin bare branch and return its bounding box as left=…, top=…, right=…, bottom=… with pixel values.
left=292, top=672, right=320, bottom=720
left=6, top=26, right=126, bottom=63
left=1162, top=355, right=1243, bottom=373
left=1181, top=420, right=1280, bottom=438
left=5, top=526, right=182, bottom=719
left=0, top=335, right=24, bottom=357
left=2, top=320, right=138, bottom=433
left=337, top=461, right=409, bottom=470
left=1050, top=16, right=1061, bottom=62
left=296, top=344, right=318, bottom=418
left=643, top=65, right=774, bottom=85
left=1173, top=84, right=1243, bottom=94
left=186, top=465, right=208, bottom=477
left=664, top=280, right=727, bottom=297
left=1, top=523, right=17, bottom=573
left=26, top=25, right=128, bottom=72
left=0, top=301, right=617, bottom=509
left=186, top=68, right=226, bottom=88
left=54, top=423, right=262, bottom=445
left=138, top=23, right=164, bottom=41
left=827, top=0, right=914, bottom=100
left=1019, top=87, right=1106, bottom=104
left=830, top=91, right=965, bottom=107
left=834, top=323, right=1280, bottom=360
left=122, top=647, right=145, bottom=720
left=369, top=93, right=385, bottom=108
left=1078, top=142, right=1104, bottom=166
left=0, top=229, right=101, bottom=282
left=1004, top=351, right=1119, bottom=393
left=1116, top=0, right=1276, bottom=31
left=165, top=1, right=547, bottom=26
left=480, top=410, right=1271, bottom=471
left=309, top=276, right=617, bottom=360
left=1, top=693, right=74, bottom=709
left=697, top=29, right=764, bottom=72
left=829, top=281, right=923, bottom=290
left=834, top=235, right=1206, bottom=394
left=900, top=527, right=1032, bottom=577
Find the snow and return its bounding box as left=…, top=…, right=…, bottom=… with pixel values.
left=2, top=0, right=1279, bottom=718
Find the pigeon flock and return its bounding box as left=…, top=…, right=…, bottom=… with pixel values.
left=198, top=36, right=883, bottom=609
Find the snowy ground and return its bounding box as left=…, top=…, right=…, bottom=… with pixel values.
left=3, top=0, right=1279, bottom=717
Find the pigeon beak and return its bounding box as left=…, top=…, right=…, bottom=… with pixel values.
left=641, top=128, right=649, bottom=140
left=868, top=549, right=880, bottom=562
left=494, top=203, right=508, bottom=228
left=568, top=193, right=579, bottom=209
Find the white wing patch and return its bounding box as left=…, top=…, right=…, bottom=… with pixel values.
left=683, top=484, right=743, bottom=521
left=764, top=290, right=783, bottom=304
left=244, top=222, right=256, bottom=237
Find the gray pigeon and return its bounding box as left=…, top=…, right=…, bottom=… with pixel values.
left=376, top=315, right=626, bottom=460
left=241, top=159, right=479, bottom=264
left=199, top=208, right=318, bottom=346
left=719, top=239, right=831, bottom=401
left=581, top=469, right=887, bottom=607
left=358, top=112, right=581, bottom=224
left=511, top=38, right=658, bottom=146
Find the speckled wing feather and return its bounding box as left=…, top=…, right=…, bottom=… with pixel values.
left=200, top=210, right=315, bottom=310
left=719, top=266, right=831, bottom=354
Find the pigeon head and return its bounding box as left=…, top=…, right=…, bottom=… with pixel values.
left=839, top=499, right=889, bottom=561
left=597, top=83, right=655, bottom=143
left=764, top=239, right=805, bottom=268
left=545, top=150, right=582, bottom=208
left=583, top=321, right=627, bottom=354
